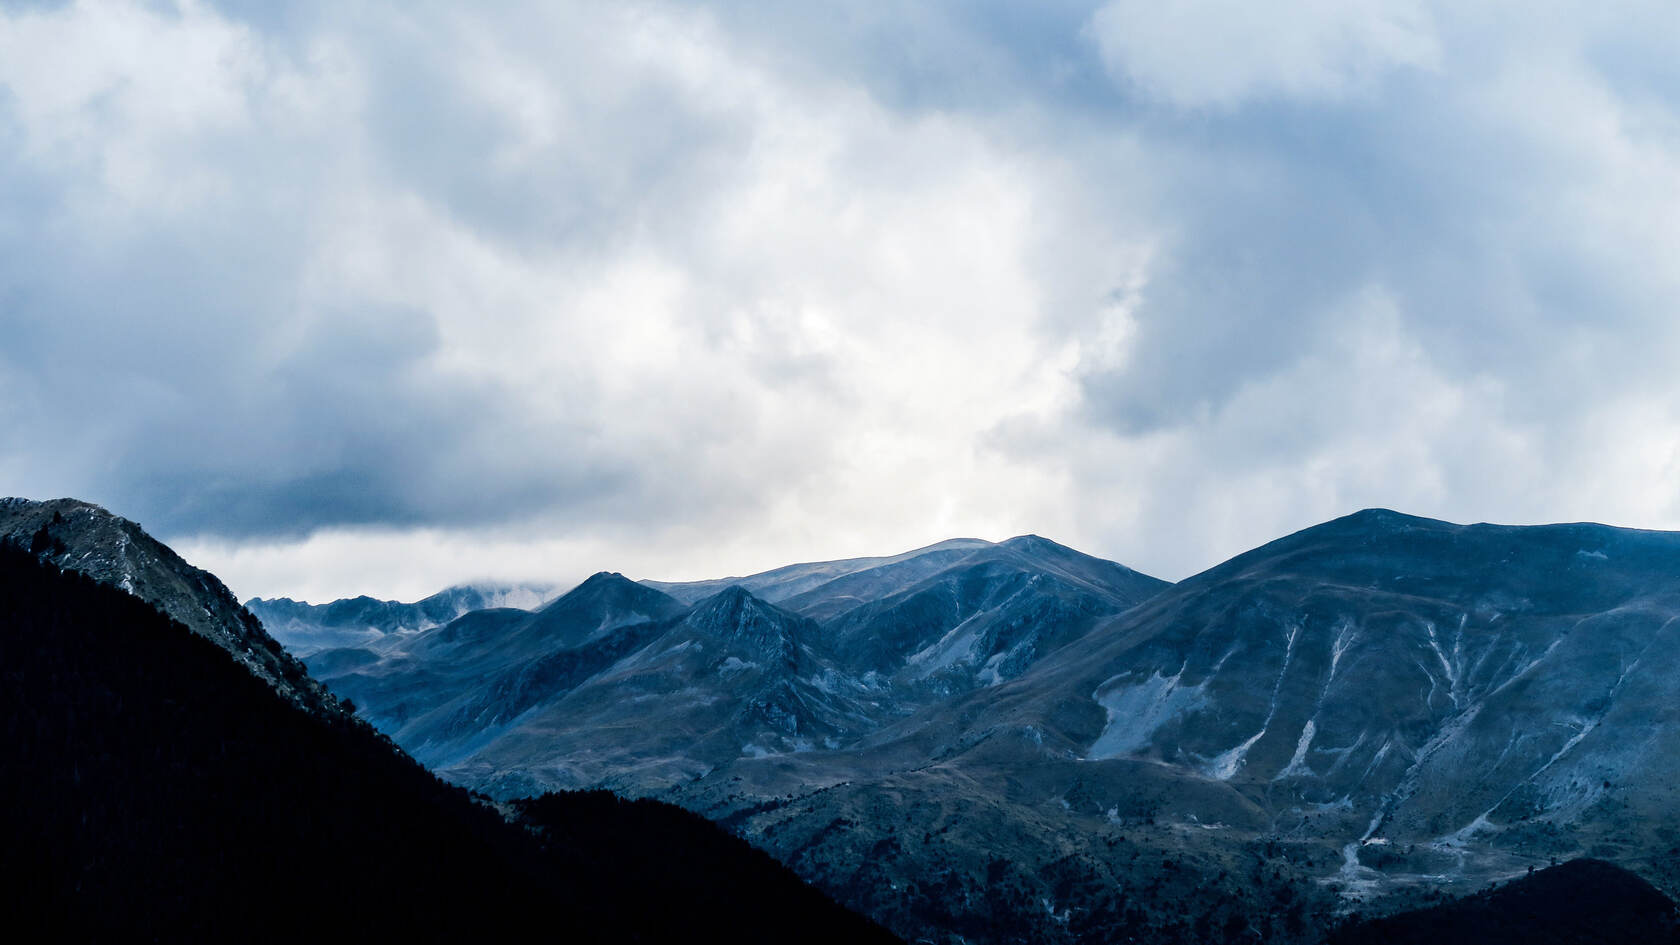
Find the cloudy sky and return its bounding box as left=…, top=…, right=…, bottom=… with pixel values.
left=3, top=0, right=1679, bottom=602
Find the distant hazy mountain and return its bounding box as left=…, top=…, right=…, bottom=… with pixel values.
left=247, top=582, right=559, bottom=655
left=0, top=515, right=899, bottom=942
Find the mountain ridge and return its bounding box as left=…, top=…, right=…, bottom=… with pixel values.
left=0, top=540, right=902, bottom=943
left=0, top=496, right=337, bottom=714
left=297, top=533, right=1171, bottom=801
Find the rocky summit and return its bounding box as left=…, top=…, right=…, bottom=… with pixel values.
left=0, top=497, right=336, bottom=714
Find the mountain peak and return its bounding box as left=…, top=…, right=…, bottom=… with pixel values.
left=1329, top=507, right=1448, bottom=532
left=514, top=571, right=686, bottom=651
left=0, top=496, right=336, bottom=715
left=641, top=538, right=997, bottom=605
left=683, top=586, right=808, bottom=665
left=544, top=571, right=682, bottom=612
left=687, top=584, right=775, bottom=621
left=711, top=583, right=755, bottom=601
left=562, top=571, right=639, bottom=596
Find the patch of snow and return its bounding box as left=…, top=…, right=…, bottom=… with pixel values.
left=805, top=668, right=849, bottom=694
left=1208, top=620, right=1302, bottom=780
left=1209, top=728, right=1267, bottom=780
left=1328, top=619, right=1356, bottom=682
left=1423, top=619, right=1464, bottom=708
left=906, top=618, right=983, bottom=674
left=115, top=534, right=135, bottom=593
left=1276, top=719, right=1317, bottom=779
left=976, top=648, right=1013, bottom=686
left=1323, top=811, right=1388, bottom=900
left=1440, top=812, right=1494, bottom=848
left=1086, top=670, right=1208, bottom=760
left=1576, top=549, right=1608, bottom=561
left=1358, top=739, right=1393, bottom=782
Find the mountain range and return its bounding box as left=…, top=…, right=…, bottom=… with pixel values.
left=249, top=581, right=559, bottom=655
left=258, top=508, right=1680, bottom=944
left=15, top=493, right=1680, bottom=943
left=254, top=534, right=1168, bottom=797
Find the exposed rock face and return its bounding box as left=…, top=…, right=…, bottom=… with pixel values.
left=0, top=497, right=335, bottom=713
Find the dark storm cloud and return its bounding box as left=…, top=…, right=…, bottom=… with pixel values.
left=0, top=1, right=757, bottom=542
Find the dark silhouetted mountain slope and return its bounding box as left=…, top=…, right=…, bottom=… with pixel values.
left=1328, top=858, right=1679, bottom=945
left=0, top=543, right=899, bottom=944
left=0, top=496, right=335, bottom=713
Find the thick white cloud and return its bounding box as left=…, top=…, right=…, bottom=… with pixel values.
left=3, top=0, right=1680, bottom=601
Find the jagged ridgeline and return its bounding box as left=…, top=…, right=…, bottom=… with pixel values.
left=0, top=508, right=899, bottom=943
left=0, top=496, right=335, bottom=712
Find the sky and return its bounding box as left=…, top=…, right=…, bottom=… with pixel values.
left=3, top=0, right=1680, bottom=603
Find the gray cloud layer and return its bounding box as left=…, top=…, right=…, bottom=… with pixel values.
left=2, top=0, right=1678, bottom=599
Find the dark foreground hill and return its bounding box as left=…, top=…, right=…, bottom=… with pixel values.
left=0, top=545, right=899, bottom=943
left=1329, top=858, right=1679, bottom=945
